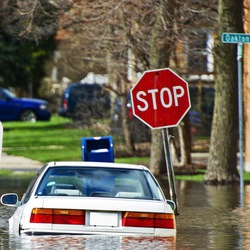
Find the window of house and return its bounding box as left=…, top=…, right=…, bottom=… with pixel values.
left=187, top=31, right=213, bottom=74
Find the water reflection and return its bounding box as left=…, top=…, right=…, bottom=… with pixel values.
left=175, top=181, right=248, bottom=249
left=1, top=178, right=250, bottom=249
left=1, top=235, right=175, bottom=250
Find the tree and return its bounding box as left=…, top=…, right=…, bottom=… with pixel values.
left=148, top=0, right=178, bottom=175
left=53, top=0, right=218, bottom=173
left=55, top=0, right=161, bottom=155
left=0, top=0, right=68, bottom=96
left=204, top=0, right=243, bottom=184
left=148, top=0, right=217, bottom=174
left=4, top=0, right=223, bottom=175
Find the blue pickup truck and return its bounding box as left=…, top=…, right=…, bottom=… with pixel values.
left=0, top=87, right=51, bottom=122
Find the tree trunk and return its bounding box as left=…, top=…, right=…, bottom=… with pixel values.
left=149, top=129, right=165, bottom=175
left=169, top=115, right=192, bottom=167
left=204, top=0, right=243, bottom=184
left=177, top=115, right=192, bottom=166
left=243, top=0, right=250, bottom=171
left=149, top=0, right=192, bottom=174
left=121, top=91, right=135, bottom=155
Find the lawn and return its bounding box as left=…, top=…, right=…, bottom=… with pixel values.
left=2, top=116, right=249, bottom=182
left=2, top=116, right=110, bottom=162
left=2, top=115, right=148, bottom=165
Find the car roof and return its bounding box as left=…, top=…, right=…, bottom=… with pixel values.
left=45, top=161, right=149, bottom=171
left=67, top=82, right=102, bottom=89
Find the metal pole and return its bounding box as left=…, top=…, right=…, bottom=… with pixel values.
left=162, top=128, right=179, bottom=215
left=237, top=43, right=244, bottom=200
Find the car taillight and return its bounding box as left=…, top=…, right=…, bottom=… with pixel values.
left=62, top=99, right=68, bottom=109
left=122, top=212, right=175, bottom=229
left=30, top=208, right=53, bottom=223
left=30, top=208, right=85, bottom=225
left=53, top=209, right=85, bottom=225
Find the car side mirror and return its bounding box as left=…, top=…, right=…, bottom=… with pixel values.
left=167, top=200, right=176, bottom=211
left=1, top=193, right=20, bottom=207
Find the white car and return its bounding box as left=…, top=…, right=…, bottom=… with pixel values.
left=1, top=161, right=176, bottom=236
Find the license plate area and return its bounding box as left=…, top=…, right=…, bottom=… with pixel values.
left=89, top=212, right=119, bottom=227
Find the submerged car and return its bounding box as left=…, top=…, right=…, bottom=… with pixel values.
left=0, top=87, right=51, bottom=122
left=1, top=161, right=176, bottom=236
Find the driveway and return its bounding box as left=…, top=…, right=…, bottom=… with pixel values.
left=0, top=153, right=43, bottom=172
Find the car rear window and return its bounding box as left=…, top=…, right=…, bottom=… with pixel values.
left=69, top=84, right=108, bottom=101
left=35, top=166, right=164, bottom=200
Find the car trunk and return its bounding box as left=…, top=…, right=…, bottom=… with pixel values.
left=21, top=196, right=175, bottom=236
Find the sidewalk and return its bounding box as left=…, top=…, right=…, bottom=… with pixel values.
left=191, top=152, right=208, bottom=166
left=0, top=152, right=43, bottom=172
left=0, top=152, right=209, bottom=172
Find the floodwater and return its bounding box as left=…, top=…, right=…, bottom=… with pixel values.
left=1, top=178, right=250, bottom=249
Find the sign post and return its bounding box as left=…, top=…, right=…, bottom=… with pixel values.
left=161, top=128, right=179, bottom=214
left=131, top=68, right=191, bottom=214
left=222, top=32, right=248, bottom=201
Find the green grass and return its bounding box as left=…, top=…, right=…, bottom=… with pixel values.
left=115, top=157, right=149, bottom=165
left=0, top=169, right=35, bottom=178
left=175, top=169, right=205, bottom=181
left=0, top=169, right=13, bottom=176
left=174, top=169, right=250, bottom=182
left=2, top=115, right=250, bottom=182
left=2, top=115, right=117, bottom=162
left=0, top=169, right=35, bottom=188
left=243, top=171, right=250, bottom=181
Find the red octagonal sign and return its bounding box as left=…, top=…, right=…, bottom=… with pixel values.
left=130, top=68, right=191, bottom=129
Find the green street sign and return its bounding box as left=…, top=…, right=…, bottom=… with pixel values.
left=222, top=33, right=250, bottom=43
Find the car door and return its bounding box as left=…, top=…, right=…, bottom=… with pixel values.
left=0, top=89, right=18, bottom=121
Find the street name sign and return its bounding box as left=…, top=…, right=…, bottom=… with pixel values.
left=222, top=33, right=250, bottom=44
left=130, top=68, right=191, bottom=129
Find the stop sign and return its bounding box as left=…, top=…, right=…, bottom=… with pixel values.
left=130, top=68, right=191, bottom=129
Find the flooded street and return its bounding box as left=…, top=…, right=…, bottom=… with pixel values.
left=1, top=179, right=250, bottom=249
left=175, top=181, right=248, bottom=249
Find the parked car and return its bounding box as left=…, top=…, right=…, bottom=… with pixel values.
left=1, top=161, right=176, bottom=236
left=111, top=95, right=151, bottom=143
left=0, top=88, right=51, bottom=122
left=58, top=83, right=110, bottom=121
left=189, top=85, right=214, bottom=135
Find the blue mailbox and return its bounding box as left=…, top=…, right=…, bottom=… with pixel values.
left=81, top=136, right=114, bottom=162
